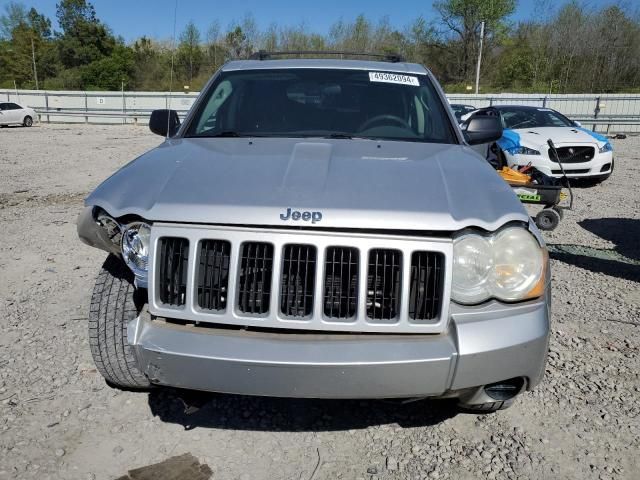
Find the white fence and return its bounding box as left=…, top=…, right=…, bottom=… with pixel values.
left=2, top=89, right=640, bottom=133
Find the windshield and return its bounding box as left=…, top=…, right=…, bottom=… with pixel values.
left=499, top=107, right=574, bottom=129
left=185, top=68, right=457, bottom=143
left=450, top=104, right=475, bottom=120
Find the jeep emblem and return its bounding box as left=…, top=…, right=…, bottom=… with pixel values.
left=279, top=208, right=322, bottom=224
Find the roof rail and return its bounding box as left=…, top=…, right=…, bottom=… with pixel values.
left=249, top=50, right=405, bottom=63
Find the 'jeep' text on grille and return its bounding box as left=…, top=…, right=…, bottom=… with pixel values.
left=279, top=208, right=322, bottom=224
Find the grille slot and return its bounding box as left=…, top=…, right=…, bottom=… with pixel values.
left=324, top=246, right=359, bottom=319
left=409, top=251, right=444, bottom=321
left=280, top=244, right=317, bottom=318
left=237, top=242, right=274, bottom=314
left=158, top=237, right=189, bottom=306
left=366, top=249, right=402, bottom=321
left=551, top=168, right=590, bottom=174
left=549, top=146, right=595, bottom=163
left=197, top=240, right=231, bottom=311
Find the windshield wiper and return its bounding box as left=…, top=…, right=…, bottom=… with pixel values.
left=191, top=130, right=264, bottom=138
left=206, top=131, right=244, bottom=137
left=324, top=133, right=353, bottom=139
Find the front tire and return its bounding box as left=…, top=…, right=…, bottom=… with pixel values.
left=23, top=116, right=33, bottom=127
left=89, top=254, right=150, bottom=389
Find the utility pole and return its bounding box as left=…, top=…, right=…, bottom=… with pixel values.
left=474, top=21, right=485, bottom=95
left=31, top=36, right=39, bottom=90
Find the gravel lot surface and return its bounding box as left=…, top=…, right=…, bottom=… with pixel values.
left=0, top=124, right=639, bottom=480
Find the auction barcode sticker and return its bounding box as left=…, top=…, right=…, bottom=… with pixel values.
left=369, top=72, right=419, bottom=86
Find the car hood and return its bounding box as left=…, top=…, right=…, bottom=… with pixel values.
left=85, top=138, right=527, bottom=232
left=504, top=126, right=608, bottom=152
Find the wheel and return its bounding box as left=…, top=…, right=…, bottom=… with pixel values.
left=458, top=398, right=515, bottom=413
left=535, top=208, right=561, bottom=231
left=23, top=116, right=33, bottom=127
left=552, top=206, right=564, bottom=220
left=89, top=254, right=151, bottom=389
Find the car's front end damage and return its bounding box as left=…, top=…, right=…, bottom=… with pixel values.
left=500, top=127, right=614, bottom=180
left=78, top=59, right=550, bottom=410
left=78, top=143, right=550, bottom=407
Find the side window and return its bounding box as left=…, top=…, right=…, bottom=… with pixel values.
left=8, top=103, right=22, bottom=110
left=0, top=103, right=7, bottom=111
left=195, top=80, right=233, bottom=134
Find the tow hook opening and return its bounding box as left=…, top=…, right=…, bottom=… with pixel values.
left=484, top=377, right=526, bottom=401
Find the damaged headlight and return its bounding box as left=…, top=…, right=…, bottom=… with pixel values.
left=121, top=222, right=151, bottom=286
left=452, top=226, right=547, bottom=305
left=95, top=210, right=122, bottom=247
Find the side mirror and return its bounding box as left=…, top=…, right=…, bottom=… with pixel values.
left=149, top=109, right=180, bottom=137
left=573, top=120, right=582, bottom=127
left=462, top=116, right=503, bottom=145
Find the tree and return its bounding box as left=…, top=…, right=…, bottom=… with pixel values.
left=434, top=0, right=516, bottom=83
left=3, top=2, right=640, bottom=92
left=0, top=1, right=27, bottom=39
left=55, top=0, right=116, bottom=68
left=81, top=43, right=134, bottom=90
left=28, top=7, right=52, bottom=38
left=205, top=20, right=223, bottom=70
left=0, top=4, right=56, bottom=89
left=225, top=26, right=247, bottom=58
left=176, top=21, right=203, bottom=85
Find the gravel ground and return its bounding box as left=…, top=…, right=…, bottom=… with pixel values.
left=0, top=124, right=638, bottom=480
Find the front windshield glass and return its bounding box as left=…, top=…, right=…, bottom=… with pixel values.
left=500, top=107, right=574, bottom=129
left=185, top=68, right=457, bottom=144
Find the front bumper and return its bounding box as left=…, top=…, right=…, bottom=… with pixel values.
left=507, top=151, right=613, bottom=178
left=128, top=296, right=550, bottom=399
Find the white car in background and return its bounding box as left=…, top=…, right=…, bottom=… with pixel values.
left=0, top=102, right=36, bottom=127
left=462, top=105, right=614, bottom=184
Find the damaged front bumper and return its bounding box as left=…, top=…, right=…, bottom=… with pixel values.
left=127, top=294, right=550, bottom=400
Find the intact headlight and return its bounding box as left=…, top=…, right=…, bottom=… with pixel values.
left=452, top=227, right=546, bottom=305
left=514, top=146, right=540, bottom=155
left=598, top=142, right=613, bottom=153
left=121, top=222, right=151, bottom=285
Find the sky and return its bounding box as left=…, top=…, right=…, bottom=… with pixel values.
left=9, top=0, right=621, bottom=43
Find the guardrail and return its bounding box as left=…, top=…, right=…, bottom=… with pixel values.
left=33, top=108, right=190, bottom=125
left=3, top=88, right=639, bottom=132
left=31, top=109, right=639, bottom=135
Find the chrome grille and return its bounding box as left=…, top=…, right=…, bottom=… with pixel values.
left=151, top=225, right=452, bottom=333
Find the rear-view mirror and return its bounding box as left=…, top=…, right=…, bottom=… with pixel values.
left=149, top=109, right=180, bottom=137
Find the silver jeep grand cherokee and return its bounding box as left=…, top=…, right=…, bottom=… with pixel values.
left=78, top=55, right=550, bottom=411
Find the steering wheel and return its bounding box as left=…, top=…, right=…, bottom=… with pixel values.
left=358, top=114, right=411, bottom=132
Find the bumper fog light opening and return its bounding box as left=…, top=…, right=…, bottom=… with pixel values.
left=484, top=377, right=525, bottom=401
